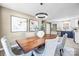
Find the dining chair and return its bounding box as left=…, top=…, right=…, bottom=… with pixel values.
left=33, top=38, right=59, bottom=56
left=1, top=36, right=33, bottom=56
left=55, top=33, right=68, bottom=56
left=33, top=34, right=67, bottom=56
left=63, top=47, right=74, bottom=56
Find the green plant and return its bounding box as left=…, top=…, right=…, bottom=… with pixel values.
left=40, top=23, right=45, bottom=30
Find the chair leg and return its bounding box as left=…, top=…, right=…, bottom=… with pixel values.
left=60, top=49, right=63, bottom=56
left=31, top=53, right=34, bottom=56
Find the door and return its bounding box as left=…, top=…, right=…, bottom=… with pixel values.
left=46, top=23, right=51, bottom=34
left=52, top=24, right=57, bottom=31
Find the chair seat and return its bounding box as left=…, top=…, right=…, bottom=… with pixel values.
left=19, top=51, right=33, bottom=56
left=33, top=39, right=59, bottom=56
left=11, top=44, right=21, bottom=49
left=63, top=47, right=74, bottom=56
left=33, top=51, right=42, bottom=56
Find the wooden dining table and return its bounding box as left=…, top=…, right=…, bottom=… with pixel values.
left=16, top=34, right=57, bottom=53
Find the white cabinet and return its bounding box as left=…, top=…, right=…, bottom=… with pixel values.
left=75, top=31, right=79, bottom=43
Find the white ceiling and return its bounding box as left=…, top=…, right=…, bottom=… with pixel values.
left=1, top=3, right=79, bottom=20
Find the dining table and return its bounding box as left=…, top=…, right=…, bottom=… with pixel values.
left=16, top=34, right=57, bottom=53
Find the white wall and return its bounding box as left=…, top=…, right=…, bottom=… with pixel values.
left=70, top=18, right=79, bottom=28
left=52, top=17, right=79, bottom=31
left=51, top=21, right=64, bottom=31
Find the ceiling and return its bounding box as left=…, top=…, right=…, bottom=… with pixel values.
left=1, top=3, right=79, bottom=21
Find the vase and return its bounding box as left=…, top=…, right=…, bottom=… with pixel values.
left=36, top=31, right=45, bottom=38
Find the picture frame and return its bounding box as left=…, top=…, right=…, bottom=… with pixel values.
left=29, top=19, right=39, bottom=32
left=11, top=15, right=28, bottom=32
left=63, top=22, right=70, bottom=30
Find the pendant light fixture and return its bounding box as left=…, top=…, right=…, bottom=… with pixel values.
left=35, top=3, right=48, bottom=20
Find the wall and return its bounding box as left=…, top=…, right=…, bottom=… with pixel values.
left=51, top=21, right=64, bottom=31
left=0, top=7, right=1, bottom=37
left=0, top=6, right=2, bottom=48
left=0, top=7, right=36, bottom=48
left=53, top=18, right=79, bottom=31
left=70, top=18, right=79, bottom=28
left=55, top=21, right=71, bottom=31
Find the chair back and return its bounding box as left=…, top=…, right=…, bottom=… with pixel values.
left=43, top=39, right=58, bottom=56
left=60, top=33, right=68, bottom=49
left=1, top=36, right=15, bottom=56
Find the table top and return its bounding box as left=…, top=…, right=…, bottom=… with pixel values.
left=16, top=34, right=57, bottom=53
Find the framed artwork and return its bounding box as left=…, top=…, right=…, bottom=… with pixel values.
left=11, top=16, right=28, bottom=32
left=29, top=19, right=39, bottom=32
left=63, top=22, right=70, bottom=30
